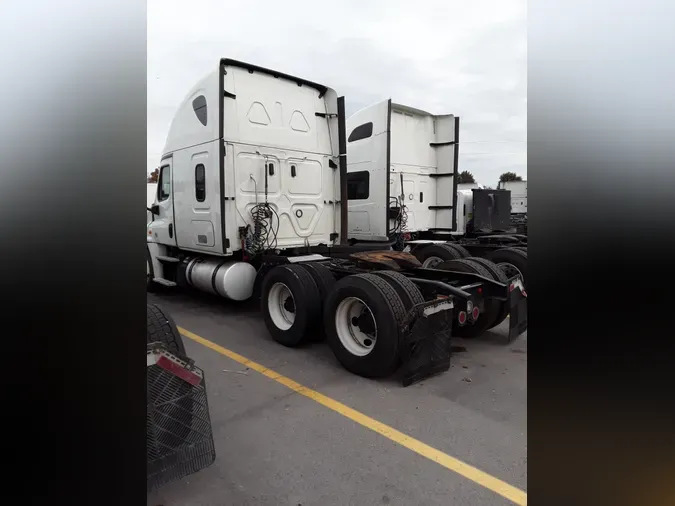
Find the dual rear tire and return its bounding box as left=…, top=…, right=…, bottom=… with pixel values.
left=324, top=274, right=409, bottom=378
left=260, top=264, right=425, bottom=379
left=413, top=243, right=469, bottom=268
left=260, top=251, right=522, bottom=377
left=260, top=264, right=326, bottom=347
left=485, top=247, right=528, bottom=287
left=414, top=243, right=528, bottom=288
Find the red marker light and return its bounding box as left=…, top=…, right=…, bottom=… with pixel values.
left=472, top=306, right=480, bottom=320
left=458, top=311, right=467, bottom=324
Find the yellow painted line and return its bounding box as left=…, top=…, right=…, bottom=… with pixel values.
left=179, top=326, right=527, bottom=506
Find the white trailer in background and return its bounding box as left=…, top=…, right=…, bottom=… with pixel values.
left=457, top=183, right=484, bottom=191
left=345, top=99, right=528, bottom=285
left=497, top=180, right=527, bottom=215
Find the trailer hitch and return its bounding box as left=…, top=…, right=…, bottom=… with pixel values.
left=399, top=297, right=454, bottom=387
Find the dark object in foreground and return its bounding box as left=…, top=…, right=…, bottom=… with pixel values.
left=146, top=304, right=215, bottom=493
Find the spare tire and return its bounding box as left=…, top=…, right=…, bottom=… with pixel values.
left=324, top=273, right=407, bottom=378
left=146, top=304, right=193, bottom=452
left=413, top=243, right=463, bottom=268
left=147, top=303, right=186, bottom=358
left=434, top=259, right=499, bottom=338
left=486, top=247, right=528, bottom=286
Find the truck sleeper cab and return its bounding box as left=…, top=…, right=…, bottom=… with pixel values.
left=345, top=99, right=528, bottom=286
left=147, top=61, right=527, bottom=386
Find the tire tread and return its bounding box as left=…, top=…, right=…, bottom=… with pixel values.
left=373, top=270, right=425, bottom=308
left=444, top=243, right=471, bottom=258
left=147, top=303, right=186, bottom=358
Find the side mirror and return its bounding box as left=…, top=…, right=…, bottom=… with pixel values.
left=151, top=204, right=160, bottom=215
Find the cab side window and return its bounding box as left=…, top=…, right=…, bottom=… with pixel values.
left=158, top=165, right=171, bottom=201
left=348, top=122, right=373, bottom=143
left=195, top=164, right=206, bottom=202
left=347, top=171, right=369, bottom=200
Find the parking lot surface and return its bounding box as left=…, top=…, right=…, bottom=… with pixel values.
left=147, top=289, right=527, bottom=506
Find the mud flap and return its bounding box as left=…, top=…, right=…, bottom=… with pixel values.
left=508, top=277, right=528, bottom=341
left=399, top=299, right=454, bottom=387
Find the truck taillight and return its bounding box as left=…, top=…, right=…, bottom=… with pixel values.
left=472, top=306, right=480, bottom=320
left=458, top=311, right=467, bottom=324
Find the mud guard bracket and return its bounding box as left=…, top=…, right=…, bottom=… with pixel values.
left=507, top=278, right=528, bottom=341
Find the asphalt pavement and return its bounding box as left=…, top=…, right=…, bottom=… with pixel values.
left=147, top=288, right=527, bottom=506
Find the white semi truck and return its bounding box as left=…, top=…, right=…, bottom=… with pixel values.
left=345, top=99, right=528, bottom=285
left=498, top=180, right=528, bottom=234
left=146, top=60, right=527, bottom=385
left=498, top=180, right=527, bottom=215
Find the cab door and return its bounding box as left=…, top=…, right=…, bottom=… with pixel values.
left=149, top=160, right=177, bottom=246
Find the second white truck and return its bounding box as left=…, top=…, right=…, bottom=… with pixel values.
left=345, top=99, right=528, bottom=286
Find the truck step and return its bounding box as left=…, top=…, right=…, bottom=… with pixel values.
left=156, top=255, right=180, bottom=263
left=153, top=278, right=177, bottom=287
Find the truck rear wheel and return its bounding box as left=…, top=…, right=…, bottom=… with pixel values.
left=372, top=271, right=425, bottom=309
left=324, top=273, right=406, bottom=378
left=444, top=243, right=471, bottom=258
left=464, top=257, right=510, bottom=330
left=435, top=259, right=499, bottom=338
left=414, top=243, right=463, bottom=268
left=298, top=262, right=336, bottom=341
left=486, top=248, right=528, bottom=286
left=261, top=264, right=321, bottom=347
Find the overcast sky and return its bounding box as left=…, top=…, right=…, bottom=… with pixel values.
left=148, top=0, right=526, bottom=187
